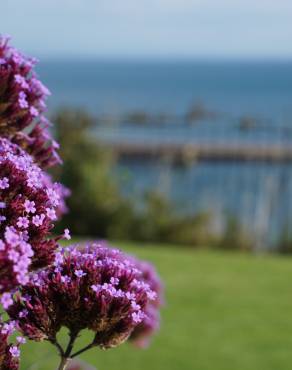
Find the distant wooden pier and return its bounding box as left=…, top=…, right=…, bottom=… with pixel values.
left=100, top=141, right=292, bottom=163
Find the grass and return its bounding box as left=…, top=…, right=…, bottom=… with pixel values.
left=20, top=242, right=292, bottom=370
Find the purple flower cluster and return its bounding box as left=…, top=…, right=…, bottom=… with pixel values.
left=0, top=319, right=25, bottom=370
left=7, top=243, right=156, bottom=350
left=126, top=257, right=164, bottom=347
left=42, top=174, right=71, bottom=218
left=0, top=138, right=63, bottom=294
left=0, top=35, right=60, bottom=168
left=67, top=360, right=96, bottom=370
left=90, top=242, right=164, bottom=347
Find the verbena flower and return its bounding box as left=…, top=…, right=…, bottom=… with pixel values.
left=42, top=173, right=70, bottom=219
left=67, top=360, right=96, bottom=370
left=0, top=319, right=25, bottom=370
left=0, top=35, right=60, bottom=168
left=91, top=242, right=164, bottom=348
left=0, top=138, right=64, bottom=294
left=7, top=243, right=156, bottom=350
left=126, top=256, right=164, bottom=348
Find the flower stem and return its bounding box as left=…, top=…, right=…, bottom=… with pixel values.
left=50, top=338, right=65, bottom=357
left=71, top=342, right=94, bottom=358
left=53, top=331, right=79, bottom=370
left=57, top=357, right=70, bottom=370
left=64, top=331, right=78, bottom=357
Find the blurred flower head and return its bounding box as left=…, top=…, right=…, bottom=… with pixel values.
left=42, top=173, right=71, bottom=219
left=66, top=360, right=96, bottom=370
left=0, top=35, right=61, bottom=168
left=127, top=256, right=164, bottom=348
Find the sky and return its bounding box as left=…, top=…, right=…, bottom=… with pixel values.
left=1, top=0, right=292, bottom=60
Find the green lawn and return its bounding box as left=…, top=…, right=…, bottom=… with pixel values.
left=21, top=243, right=292, bottom=370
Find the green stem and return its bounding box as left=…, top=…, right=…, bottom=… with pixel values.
left=71, top=342, right=95, bottom=358
left=64, top=331, right=79, bottom=357
left=50, top=338, right=65, bottom=357
left=57, top=357, right=71, bottom=370
left=52, top=331, right=79, bottom=370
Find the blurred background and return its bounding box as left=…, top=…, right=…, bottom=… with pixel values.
left=2, top=1, right=292, bottom=369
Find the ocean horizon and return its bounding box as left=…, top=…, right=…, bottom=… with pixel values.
left=37, top=59, right=292, bottom=123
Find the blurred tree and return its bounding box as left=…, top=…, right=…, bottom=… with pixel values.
left=217, top=212, right=253, bottom=251
left=52, top=109, right=133, bottom=237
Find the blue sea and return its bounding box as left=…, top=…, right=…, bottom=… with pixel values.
left=37, top=60, right=292, bottom=246
left=37, top=60, right=292, bottom=121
